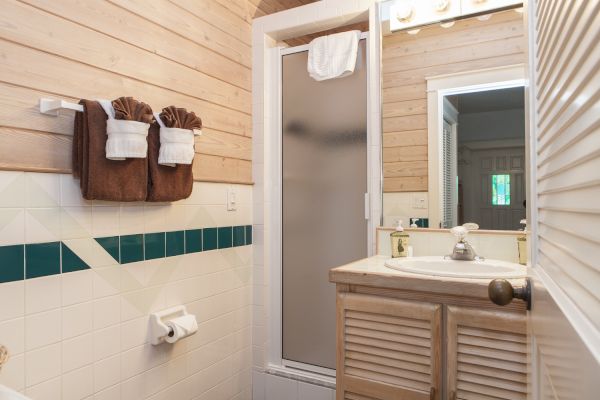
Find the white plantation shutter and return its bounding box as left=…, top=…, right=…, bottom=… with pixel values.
left=533, top=0, right=600, bottom=330
left=442, top=119, right=457, bottom=228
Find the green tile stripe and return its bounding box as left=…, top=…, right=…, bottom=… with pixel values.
left=99, top=225, right=252, bottom=264
left=0, top=225, right=252, bottom=283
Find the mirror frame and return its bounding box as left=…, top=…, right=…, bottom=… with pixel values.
left=425, top=64, right=527, bottom=228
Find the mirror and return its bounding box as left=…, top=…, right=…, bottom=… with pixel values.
left=441, top=87, right=526, bottom=230
left=380, top=3, right=527, bottom=230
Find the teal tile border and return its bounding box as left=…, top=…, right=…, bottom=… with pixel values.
left=203, top=228, right=218, bottom=251
left=26, top=242, right=60, bottom=279
left=121, top=234, right=144, bottom=264
left=144, top=233, right=165, bottom=260
left=0, top=225, right=252, bottom=283
left=218, top=227, right=232, bottom=249
left=61, top=243, right=91, bottom=273
left=166, top=231, right=185, bottom=257
left=185, top=229, right=202, bottom=254
left=0, top=244, right=24, bottom=283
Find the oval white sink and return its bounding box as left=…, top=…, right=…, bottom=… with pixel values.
left=384, top=256, right=526, bottom=279
left=0, top=386, right=32, bottom=400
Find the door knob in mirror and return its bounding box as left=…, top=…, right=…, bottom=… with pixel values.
left=488, top=278, right=531, bottom=310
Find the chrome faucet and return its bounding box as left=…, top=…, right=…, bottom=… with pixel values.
left=447, top=226, right=483, bottom=261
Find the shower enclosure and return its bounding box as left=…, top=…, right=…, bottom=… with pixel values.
left=281, top=37, right=368, bottom=371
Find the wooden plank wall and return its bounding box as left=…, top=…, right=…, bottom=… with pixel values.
left=382, top=10, right=526, bottom=192
left=0, top=0, right=311, bottom=184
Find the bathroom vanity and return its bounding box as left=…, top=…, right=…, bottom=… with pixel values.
left=330, top=256, right=528, bottom=400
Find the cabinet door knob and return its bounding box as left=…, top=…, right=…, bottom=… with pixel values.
left=488, top=278, right=531, bottom=310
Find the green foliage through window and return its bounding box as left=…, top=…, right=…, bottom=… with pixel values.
left=492, top=174, right=511, bottom=206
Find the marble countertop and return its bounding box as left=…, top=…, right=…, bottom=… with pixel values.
left=329, top=255, right=527, bottom=301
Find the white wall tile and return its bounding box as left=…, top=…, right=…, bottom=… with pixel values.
left=0, top=171, right=25, bottom=208
left=0, top=173, right=253, bottom=399
left=0, top=281, right=24, bottom=322
left=62, top=365, right=94, bottom=400
left=25, top=376, right=62, bottom=400
left=298, top=382, right=333, bottom=400
left=25, top=173, right=60, bottom=208
left=92, top=206, right=120, bottom=237
left=266, top=374, right=298, bottom=400
left=60, top=174, right=90, bottom=207
left=62, top=269, right=94, bottom=306
left=0, top=317, right=24, bottom=356
left=252, top=370, right=266, bottom=400
left=120, top=205, right=145, bottom=236
left=93, top=324, right=121, bottom=362
left=62, top=333, right=93, bottom=373
left=93, top=296, right=121, bottom=330
left=0, top=353, right=24, bottom=390
left=94, top=354, right=121, bottom=392
left=0, top=208, right=25, bottom=246
left=25, top=208, right=61, bottom=243
left=61, top=206, right=92, bottom=239
left=25, top=342, right=61, bottom=386
left=25, top=309, right=61, bottom=351
left=25, top=275, right=61, bottom=314
left=62, top=301, right=93, bottom=339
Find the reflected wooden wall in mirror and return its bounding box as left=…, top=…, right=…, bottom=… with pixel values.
left=380, top=5, right=526, bottom=231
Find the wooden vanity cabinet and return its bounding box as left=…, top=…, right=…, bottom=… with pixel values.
left=335, top=286, right=528, bottom=400
left=336, top=292, right=443, bottom=400
left=446, top=306, right=528, bottom=400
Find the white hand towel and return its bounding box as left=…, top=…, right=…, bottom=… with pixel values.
left=307, top=30, right=361, bottom=81
left=154, top=113, right=201, bottom=167
left=98, top=100, right=150, bottom=160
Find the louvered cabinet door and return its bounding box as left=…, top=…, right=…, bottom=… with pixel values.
left=337, top=292, right=442, bottom=400
left=446, top=306, right=529, bottom=400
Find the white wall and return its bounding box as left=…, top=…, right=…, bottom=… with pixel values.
left=0, top=171, right=253, bottom=400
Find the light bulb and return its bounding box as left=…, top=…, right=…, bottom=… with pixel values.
left=477, top=14, right=492, bottom=21
left=407, top=28, right=420, bottom=35
left=514, top=7, right=524, bottom=13
left=440, top=20, right=455, bottom=28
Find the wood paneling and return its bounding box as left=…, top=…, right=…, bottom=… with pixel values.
left=382, top=10, right=525, bottom=192
left=0, top=0, right=258, bottom=184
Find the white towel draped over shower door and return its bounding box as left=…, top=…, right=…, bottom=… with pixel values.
left=307, top=30, right=361, bottom=81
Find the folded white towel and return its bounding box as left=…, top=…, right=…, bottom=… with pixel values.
left=154, top=113, right=201, bottom=167
left=307, top=30, right=361, bottom=81
left=98, top=100, right=149, bottom=160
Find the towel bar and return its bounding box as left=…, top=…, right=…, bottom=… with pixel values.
left=40, top=98, right=84, bottom=116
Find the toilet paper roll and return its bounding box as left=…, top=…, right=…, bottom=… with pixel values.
left=165, top=314, right=198, bottom=344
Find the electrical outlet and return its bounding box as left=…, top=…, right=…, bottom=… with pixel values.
left=227, top=187, right=237, bottom=211
left=412, top=194, right=427, bottom=209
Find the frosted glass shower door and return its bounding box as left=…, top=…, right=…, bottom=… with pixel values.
left=282, top=39, right=368, bottom=370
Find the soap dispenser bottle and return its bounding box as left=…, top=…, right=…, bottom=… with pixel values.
left=391, top=220, right=410, bottom=258
left=517, top=219, right=527, bottom=265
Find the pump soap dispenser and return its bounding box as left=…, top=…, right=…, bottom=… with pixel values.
left=391, top=220, right=410, bottom=258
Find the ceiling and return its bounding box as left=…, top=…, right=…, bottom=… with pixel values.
left=447, top=87, right=525, bottom=114
left=251, top=0, right=319, bottom=19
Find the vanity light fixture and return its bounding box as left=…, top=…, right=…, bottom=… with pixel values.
left=433, top=0, right=450, bottom=12
left=407, top=28, right=421, bottom=35
left=440, top=20, right=455, bottom=28
left=477, top=14, right=492, bottom=21
left=395, top=3, right=415, bottom=22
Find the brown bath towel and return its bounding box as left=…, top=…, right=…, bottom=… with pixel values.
left=146, top=106, right=202, bottom=202
left=72, top=98, right=152, bottom=201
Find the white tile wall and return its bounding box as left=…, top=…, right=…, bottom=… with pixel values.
left=0, top=172, right=253, bottom=400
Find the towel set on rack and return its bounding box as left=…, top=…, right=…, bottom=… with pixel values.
left=71, top=97, right=202, bottom=202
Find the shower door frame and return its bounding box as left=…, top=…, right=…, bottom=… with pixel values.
left=271, top=31, right=376, bottom=380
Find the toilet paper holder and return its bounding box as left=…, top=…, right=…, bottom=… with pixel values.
left=150, top=305, right=194, bottom=345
